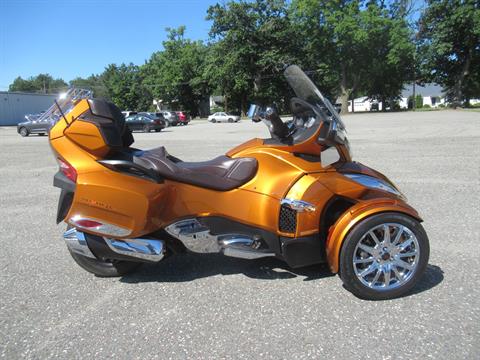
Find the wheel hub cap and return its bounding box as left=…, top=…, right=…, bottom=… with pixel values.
left=353, top=223, right=420, bottom=291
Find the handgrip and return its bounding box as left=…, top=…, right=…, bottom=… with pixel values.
left=265, top=107, right=290, bottom=139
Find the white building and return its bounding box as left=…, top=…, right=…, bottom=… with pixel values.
left=342, top=83, right=448, bottom=112
left=399, top=83, right=446, bottom=109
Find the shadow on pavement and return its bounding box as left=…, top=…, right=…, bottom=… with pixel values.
left=120, top=252, right=334, bottom=284
left=407, top=264, right=444, bottom=296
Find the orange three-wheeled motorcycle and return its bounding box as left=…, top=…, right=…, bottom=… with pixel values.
left=47, top=65, right=429, bottom=299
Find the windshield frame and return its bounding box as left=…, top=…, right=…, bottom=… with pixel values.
left=284, top=65, right=346, bottom=130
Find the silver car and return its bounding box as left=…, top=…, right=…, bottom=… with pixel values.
left=208, top=112, right=241, bottom=123
left=158, top=111, right=179, bottom=126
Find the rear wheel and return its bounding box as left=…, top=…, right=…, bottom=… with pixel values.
left=19, top=127, right=29, bottom=137
left=155, top=129, right=161, bottom=132
left=66, top=226, right=141, bottom=277
left=68, top=248, right=141, bottom=277
left=339, top=212, right=429, bottom=300
left=38, top=133, right=46, bottom=136
left=228, top=118, right=234, bottom=123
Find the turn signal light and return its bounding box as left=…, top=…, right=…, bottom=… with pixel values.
left=58, top=158, right=77, bottom=183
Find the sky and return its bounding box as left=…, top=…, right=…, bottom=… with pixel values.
left=0, top=0, right=220, bottom=90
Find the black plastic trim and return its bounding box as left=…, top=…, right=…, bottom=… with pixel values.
left=53, top=171, right=76, bottom=192
left=53, top=171, right=76, bottom=224
left=56, top=190, right=74, bottom=224
left=319, top=195, right=356, bottom=242
left=280, top=234, right=325, bottom=268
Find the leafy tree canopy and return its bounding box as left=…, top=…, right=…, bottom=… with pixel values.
left=9, top=74, right=67, bottom=94
left=418, top=0, right=480, bottom=106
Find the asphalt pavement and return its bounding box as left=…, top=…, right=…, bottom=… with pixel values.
left=0, top=110, right=479, bottom=359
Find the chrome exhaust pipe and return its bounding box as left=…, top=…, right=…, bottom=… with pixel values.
left=219, top=236, right=275, bottom=260
left=63, top=228, right=96, bottom=259
left=63, top=228, right=165, bottom=262
left=104, top=238, right=165, bottom=262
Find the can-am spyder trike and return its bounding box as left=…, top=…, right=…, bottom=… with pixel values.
left=47, top=65, right=429, bottom=299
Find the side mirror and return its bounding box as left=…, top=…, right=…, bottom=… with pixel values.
left=247, top=104, right=265, bottom=123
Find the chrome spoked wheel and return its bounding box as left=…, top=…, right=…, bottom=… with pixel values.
left=353, top=223, right=420, bottom=291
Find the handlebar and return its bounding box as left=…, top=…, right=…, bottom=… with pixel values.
left=248, top=104, right=290, bottom=141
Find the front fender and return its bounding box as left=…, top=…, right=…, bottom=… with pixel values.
left=325, top=198, right=422, bottom=273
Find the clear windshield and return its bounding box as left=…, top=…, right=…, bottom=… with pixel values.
left=284, top=65, right=346, bottom=130
left=38, top=88, right=92, bottom=126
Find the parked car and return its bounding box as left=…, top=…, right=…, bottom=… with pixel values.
left=153, top=111, right=179, bottom=126
left=208, top=112, right=240, bottom=123
left=122, top=111, right=137, bottom=118
left=17, top=113, right=50, bottom=137
left=175, top=111, right=190, bottom=125
left=125, top=113, right=165, bottom=132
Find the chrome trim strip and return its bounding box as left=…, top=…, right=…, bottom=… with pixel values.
left=281, top=199, right=316, bottom=212
left=69, top=215, right=131, bottom=237
left=165, top=219, right=220, bottom=253
left=104, top=238, right=165, bottom=262
left=63, top=228, right=96, bottom=259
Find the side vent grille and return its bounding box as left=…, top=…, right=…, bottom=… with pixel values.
left=279, top=205, right=297, bottom=233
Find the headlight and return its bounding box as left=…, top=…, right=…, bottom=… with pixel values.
left=344, top=173, right=402, bottom=197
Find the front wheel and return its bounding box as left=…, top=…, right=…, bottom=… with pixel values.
left=143, top=125, right=151, bottom=133
left=19, top=127, right=29, bottom=137
left=339, top=212, right=429, bottom=300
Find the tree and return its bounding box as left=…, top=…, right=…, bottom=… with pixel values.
left=418, top=0, right=480, bottom=107
left=9, top=74, right=67, bottom=94
left=206, top=0, right=297, bottom=115
left=290, top=0, right=416, bottom=112
left=143, top=26, right=210, bottom=117
left=101, top=63, right=152, bottom=111
left=69, top=75, right=109, bottom=99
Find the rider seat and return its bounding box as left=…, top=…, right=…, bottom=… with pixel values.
left=109, top=146, right=258, bottom=191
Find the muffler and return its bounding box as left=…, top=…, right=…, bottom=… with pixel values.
left=63, top=228, right=165, bottom=262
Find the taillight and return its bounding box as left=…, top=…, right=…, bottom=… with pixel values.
left=74, top=219, right=103, bottom=228
left=58, top=158, right=77, bottom=183
left=70, top=215, right=131, bottom=237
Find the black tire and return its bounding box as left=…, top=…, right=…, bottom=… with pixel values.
left=19, top=127, right=29, bottom=137
left=143, top=125, right=151, bottom=133
left=68, top=248, right=141, bottom=277
left=38, top=133, right=46, bottom=136
left=211, top=118, right=216, bottom=123
left=228, top=118, right=234, bottom=123
left=155, top=129, right=161, bottom=132
left=339, top=212, right=429, bottom=300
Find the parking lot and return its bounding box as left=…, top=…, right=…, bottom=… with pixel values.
left=0, top=110, right=479, bottom=359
